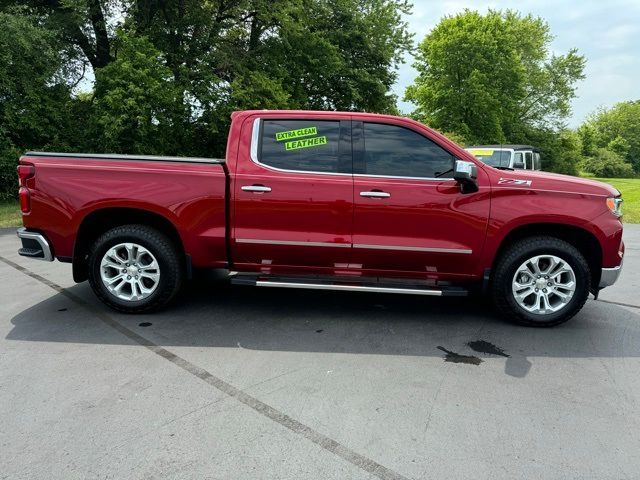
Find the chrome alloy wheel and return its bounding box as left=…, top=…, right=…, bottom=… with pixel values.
left=100, top=243, right=160, bottom=301
left=511, top=254, right=576, bottom=315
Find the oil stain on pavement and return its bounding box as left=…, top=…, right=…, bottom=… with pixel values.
left=466, top=340, right=510, bottom=357
left=436, top=346, right=483, bottom=365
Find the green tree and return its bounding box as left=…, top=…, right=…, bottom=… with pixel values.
left=121, top=0, right=412, bottom=155
left=0, top=0, right=411, bottom=202
left=4, top=0, right=411, bottom=159
left=583, top=148, right=635, bottom=178
left=576, top=123, right=598, bottom=157
left=578, top=101, right=640, bottom=172
left=405, top=9, right=585, bottom=146
left=91, top=33, right=187, bottom=154
left=3, top=0, right=116, bottom=70
left=526, top=128, right=581, bottom=176
left=0, top=12, right=76, bottom=200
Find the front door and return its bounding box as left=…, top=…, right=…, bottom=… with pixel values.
left=350, top=120, right=490, bottom=281
left=232, top=116, right=353, bottom=274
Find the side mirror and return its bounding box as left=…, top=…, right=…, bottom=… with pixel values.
left=453, top=160, right=478, bottom=193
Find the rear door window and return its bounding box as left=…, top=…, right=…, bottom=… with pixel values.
left=524, top=152, right=533, bottom=169
left=260, top=120, right=342, bottom=173
left=513, top=153, right=524, bottom=169
left=361, top=122, right=454, bottom=178
left=534, top=152, right=541, bottom=170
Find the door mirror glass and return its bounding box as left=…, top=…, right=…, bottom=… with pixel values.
left=453, top=160, right=478, bottom=193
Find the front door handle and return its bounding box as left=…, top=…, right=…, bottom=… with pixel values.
left=360, top=190, right=390, bottom=198
left=242, top=185, right=272, bottom=193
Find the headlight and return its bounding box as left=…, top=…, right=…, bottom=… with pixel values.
left=606, top=197, right=623, bottom=217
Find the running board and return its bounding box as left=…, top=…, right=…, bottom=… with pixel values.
left=230, top=275, right=467, bottom=297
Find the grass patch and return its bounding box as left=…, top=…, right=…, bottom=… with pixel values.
left=587, top=177, right=640, bottom=223
left=0, top=200, right=21, bottom=228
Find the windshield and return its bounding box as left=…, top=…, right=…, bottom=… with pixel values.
left=466, top=148, right=512, bottom=167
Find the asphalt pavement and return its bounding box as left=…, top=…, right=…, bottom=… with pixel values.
left=1, top=226, right=639, bottom=480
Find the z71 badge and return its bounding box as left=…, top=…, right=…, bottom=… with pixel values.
left=498, top=177, right=532, bottom=186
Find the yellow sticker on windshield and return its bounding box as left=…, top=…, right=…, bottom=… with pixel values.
left=285, top=136, right=327, bottom=151
left=467, top=149, right=494, bottom=156
left=276, top=127, right=317, bottom=142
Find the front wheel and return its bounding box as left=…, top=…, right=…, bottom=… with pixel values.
left=491, top=236, right=590, bottom=327
left=87, top=224, right=184, bottom=313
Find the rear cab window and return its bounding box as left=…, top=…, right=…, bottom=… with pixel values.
left=360, top=122, right=455, bottom=178
left=259, top=120, right=344, bottom=173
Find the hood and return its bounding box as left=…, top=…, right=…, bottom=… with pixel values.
left=487, top=167, right=620, bottom=197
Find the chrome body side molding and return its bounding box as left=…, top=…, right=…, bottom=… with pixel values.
left=353, top=244, right=472, bottom=254
left=236, top=238, right=471, bottom=254
left=236, top=239, right=350, bottom=248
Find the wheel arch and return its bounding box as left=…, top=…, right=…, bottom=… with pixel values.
left=72, top=207, right=186, bottom=282
left=491, top=223, right=603, bottom=290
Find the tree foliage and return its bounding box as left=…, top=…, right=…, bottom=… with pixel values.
left=92, top=32, right=187, bottom=154
left=405, top=10, right=585, bottom=145
left=583, top=148, right=634, bottom=178
left=0, top=0, right=412, bottom=167
left=0, top=0, right=412, bottom=198
left=527, top=128, right=582, bottom=176
left=0, top=12, right=79, bottom=199
left=578, top=100, right=640, bottom=173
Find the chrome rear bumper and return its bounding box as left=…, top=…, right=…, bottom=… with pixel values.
left=17, top=228, right=53, bottom=262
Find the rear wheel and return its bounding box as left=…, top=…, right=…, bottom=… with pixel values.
left=491, top=236, right=590, bottom=327
left=87, top=224, right=183, bottom=313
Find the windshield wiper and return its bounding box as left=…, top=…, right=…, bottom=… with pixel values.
left=493, top=166, right=514, bottom=171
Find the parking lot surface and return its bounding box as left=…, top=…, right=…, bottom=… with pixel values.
left=1, top=226, right=640, bottom=480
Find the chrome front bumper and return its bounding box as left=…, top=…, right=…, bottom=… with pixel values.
left=599, top=261, right=623, bottom=289
left=17, top=228, right=54, bottom=262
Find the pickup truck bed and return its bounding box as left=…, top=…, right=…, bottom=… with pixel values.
left=20, top=151, right=229, bottom=274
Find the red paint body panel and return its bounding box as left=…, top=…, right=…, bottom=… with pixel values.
left=349, top=116, right=491, bottom=280
left=18, top=109, right=624, bottom=286
left=231, top=112, right=353, bottom=273
left=479, top=168, right=623, bottom=271
left=21, top=157, right=228, bottom=268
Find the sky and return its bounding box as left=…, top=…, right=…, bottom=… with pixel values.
left=392, top=0, right=640, bottom=127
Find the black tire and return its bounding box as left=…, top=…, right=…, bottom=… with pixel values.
left=491, top=236, right=590, bottom=327
left=87, top=224, right=183, bottom=313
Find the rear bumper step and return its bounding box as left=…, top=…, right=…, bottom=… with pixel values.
left=231, top=274, right=467, bottom=297
left=17, top=228, right=53, bottom=262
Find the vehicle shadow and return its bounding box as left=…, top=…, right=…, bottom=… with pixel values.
left=7, top=277, right=640, bottom=378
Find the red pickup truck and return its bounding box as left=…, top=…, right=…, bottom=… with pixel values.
left=16, top=110, right=624, bottom=326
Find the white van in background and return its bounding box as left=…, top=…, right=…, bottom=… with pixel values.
left=465, top=145, right=542, bottom=170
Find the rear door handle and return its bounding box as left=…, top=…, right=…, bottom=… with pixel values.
left=242, top=185, right=272, bottom=193
left=360, top=190, right=390, bottom=198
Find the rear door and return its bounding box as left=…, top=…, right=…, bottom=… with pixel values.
left=350, top=120, right=490, bottom=280
left=232, top=115, right=353, bottom=274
